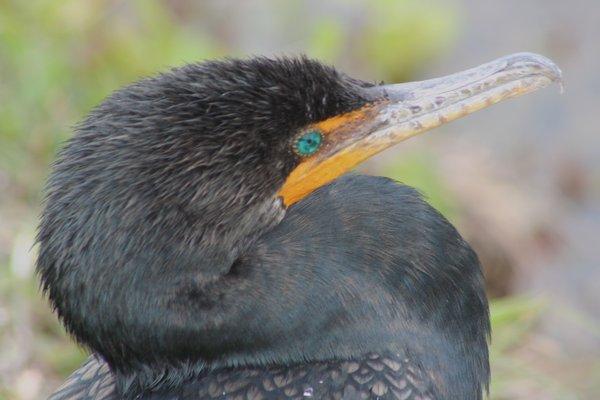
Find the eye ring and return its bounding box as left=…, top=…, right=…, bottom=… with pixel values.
left=293, top=129, right=323, bottom=157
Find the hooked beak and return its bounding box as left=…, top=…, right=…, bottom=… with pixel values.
left=278, top=52, right=562, bottom=207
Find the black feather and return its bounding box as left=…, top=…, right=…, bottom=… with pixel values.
left=37, top=56, right=489, bottom=399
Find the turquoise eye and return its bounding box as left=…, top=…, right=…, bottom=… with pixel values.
left=294, top=130, right=323, bottom=157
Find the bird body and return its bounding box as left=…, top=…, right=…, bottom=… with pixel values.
left=47, top=175, right=489, bottom=399
left=37, top=54, right=560, bottom=399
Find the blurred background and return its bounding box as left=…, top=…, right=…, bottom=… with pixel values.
left=0, top=0, right=598, bottom=398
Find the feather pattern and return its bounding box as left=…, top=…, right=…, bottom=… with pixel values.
left=50, top=352, right=437, bottom=400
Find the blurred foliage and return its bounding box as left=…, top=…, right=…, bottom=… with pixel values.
left=384, top=150, right=457, bottom=218
left=358, top=0, right=458, bottom=82
left=488, top=298, right=583, bottom=400
left=490, top=297, right=544, bottom=354
left=0, top=260, right=87, bottom=400
left=0, top=0, right=221, bottom=204
left=306, top=0, right=459, bottom=82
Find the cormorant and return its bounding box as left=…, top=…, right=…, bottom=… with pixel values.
left=37, top=53, right=561, bottom=399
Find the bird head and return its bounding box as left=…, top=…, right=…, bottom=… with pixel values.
left=45, top=54, right=559, bottom=256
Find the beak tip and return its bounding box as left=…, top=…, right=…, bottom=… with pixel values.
left=506, top=52, right=563, bottom=87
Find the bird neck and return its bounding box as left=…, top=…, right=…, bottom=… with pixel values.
left=40, top=174, right=489, bottom=399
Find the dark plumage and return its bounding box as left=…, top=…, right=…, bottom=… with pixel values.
left=37, top=56, right=490, bottom=399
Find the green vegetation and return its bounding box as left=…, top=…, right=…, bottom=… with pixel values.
left=384, top=150, right=457, bottom=218
left=1, top=0, right=221, bottom=204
